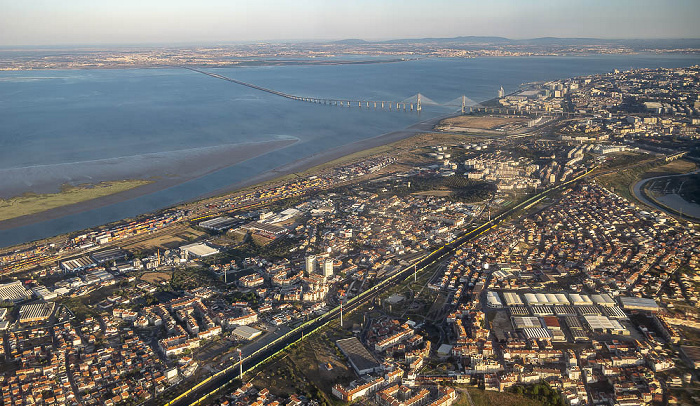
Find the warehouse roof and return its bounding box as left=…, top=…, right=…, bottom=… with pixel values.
left=199, top=216, right=242, bottom=231
left=336, top=337, right=380, bottom=376
left=232, top=325, right=262, bottom=340
left=512, top=316, right=541, bottom=329
left=180, top=242, right=220, bottom=257
left=619, top=296, right=659, bottom=311
left=91, top=248, right=129, bottom=264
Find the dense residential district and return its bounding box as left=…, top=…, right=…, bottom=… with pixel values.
left=0, top=66, right=700, bottom=406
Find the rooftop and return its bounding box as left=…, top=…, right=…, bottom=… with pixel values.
left=336, top=337, right=380, bottom=376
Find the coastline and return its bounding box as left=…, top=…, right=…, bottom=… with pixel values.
left=0, top=112, right=454, bottom=248
left=0, top=138, right=298, bottom=230
left=194, top=112, right=454, bottom=202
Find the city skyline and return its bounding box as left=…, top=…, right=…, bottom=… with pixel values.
left=1, top=0, right=700, bottom=47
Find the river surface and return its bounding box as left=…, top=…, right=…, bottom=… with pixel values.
left=1, top=54, right=699, bottom=247
left=633, top=170, right=700, bottom=220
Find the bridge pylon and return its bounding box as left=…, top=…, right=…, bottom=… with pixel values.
left=417, top=94, right=422, bottom=112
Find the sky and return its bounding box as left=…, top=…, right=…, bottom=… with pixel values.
left=1, top=0, right=699, bottom=46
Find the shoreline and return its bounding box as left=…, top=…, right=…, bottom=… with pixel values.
left=0, top=112, right=455, bottom=249
left=0, top=138, right=298, bottom=231
left=0, top=58, right=416, bottom=72
left=632, top=170, right=700, bottom=222
left=194, top=112, right=455, bottom=202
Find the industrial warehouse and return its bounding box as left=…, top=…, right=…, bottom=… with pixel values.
left=485, top=290, right=652, bottom=342
left=336, top=337, right=381, bottom=376
left=18, top=302, right=55, bottom=325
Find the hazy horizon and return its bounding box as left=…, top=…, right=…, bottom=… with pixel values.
left=2, top=36, right=700, bottom=51
left=1, top=0, right=699, bottom=47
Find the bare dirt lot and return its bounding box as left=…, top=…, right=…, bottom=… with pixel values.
left=121, top=227, right=206, bottom=251
left=412, top=190, right=454, bottom=197
left=439, top=116, right=529, bottom=130
left=140, top=272, right=172, bottom=284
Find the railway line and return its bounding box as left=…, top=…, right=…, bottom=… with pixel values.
left=163, top=166, right=596, bottom=406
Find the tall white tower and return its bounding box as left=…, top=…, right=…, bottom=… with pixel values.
left=305, top=255, right=317, bottom=274
left=323, top=259, right=334, bottom=279
left=498, top=86, right=505, bottom=98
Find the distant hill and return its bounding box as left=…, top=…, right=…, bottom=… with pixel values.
left=328, top=36, right=700, bottom=49
left=519, top=37, right=614, bottom=45
left=331, top=39, right=370, bottom=45
left=381, top=36, right=512, bottom=44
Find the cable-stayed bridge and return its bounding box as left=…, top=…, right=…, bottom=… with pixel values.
left=185, top=67, right=494, bottom=114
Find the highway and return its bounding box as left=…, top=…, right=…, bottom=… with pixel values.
left=162, top=165, right=596, bottom=406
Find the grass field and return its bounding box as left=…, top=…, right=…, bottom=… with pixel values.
left=0, top=180, right=152, bottom=221
left=642, top=159, right=697, bottom=179
left=596, top=158, right=697, bottom=203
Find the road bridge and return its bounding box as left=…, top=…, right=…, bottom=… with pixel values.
left=184, top=67, right=486, bottom=114
left=186, top=67, right=572, bottom=117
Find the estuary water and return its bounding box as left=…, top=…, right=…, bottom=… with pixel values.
left=0, top=54, right=698, bottom=247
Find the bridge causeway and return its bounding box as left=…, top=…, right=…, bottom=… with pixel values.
left=184, top=67, right=578, bottom=118
left=185, top=66, right=429, bottom=112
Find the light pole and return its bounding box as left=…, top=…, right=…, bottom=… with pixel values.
left=237, top=348, right=243, bottom=380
